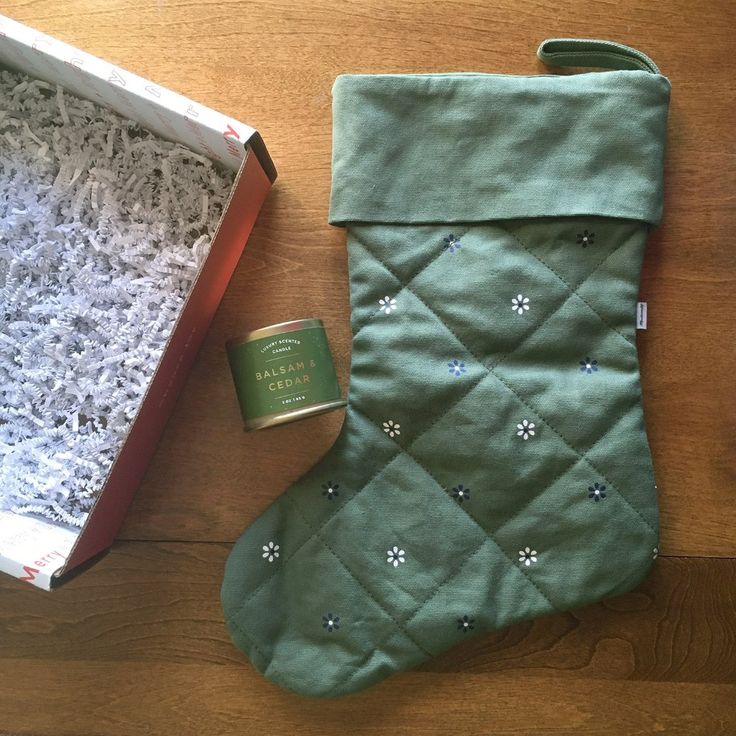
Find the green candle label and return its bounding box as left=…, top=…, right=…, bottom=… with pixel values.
left=228, top=323, right=344, bottom=428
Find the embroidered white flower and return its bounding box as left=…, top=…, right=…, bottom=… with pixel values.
left=511, top=293, right=530, bottom=315
left=519, top=547, right=537, bottom=566
left=387, top=546, right=406, bottom=567
left=379, top=296, right=397, bottom=315
left=382, top=419, right=401, bottom=438
left=262, top=541, right=280, bottom=562
left=516, top=419, right=536, bottom=440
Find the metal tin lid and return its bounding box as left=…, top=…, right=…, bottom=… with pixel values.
left=226, top=318, right=324, bottom=348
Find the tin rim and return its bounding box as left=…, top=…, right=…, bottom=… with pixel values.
left=227, top=318, right=324, bottom=348
left=244, top=398, right=347, bottom=431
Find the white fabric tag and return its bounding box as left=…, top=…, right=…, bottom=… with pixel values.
left=636, top=302, right=648, bottom=330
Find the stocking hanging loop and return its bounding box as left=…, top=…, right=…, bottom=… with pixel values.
left=537, top=38, right=661, bottom=74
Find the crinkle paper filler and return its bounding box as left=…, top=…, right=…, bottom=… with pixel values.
left=0, top=69, right=235, bottom=529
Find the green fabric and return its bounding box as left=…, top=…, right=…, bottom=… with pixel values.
left=329, top=66, right=669, bottom=226
left=222, top=39, right=669, bottom=698
left=537, top=38, right=661, bottom=74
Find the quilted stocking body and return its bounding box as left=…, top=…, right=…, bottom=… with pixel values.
left=222, top=39, right=671, bottom=697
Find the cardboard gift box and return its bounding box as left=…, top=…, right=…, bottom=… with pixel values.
left=0, top=14, right=275, bottom=590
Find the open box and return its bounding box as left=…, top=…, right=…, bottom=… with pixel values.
left=0, top=14, right=275, bottom=590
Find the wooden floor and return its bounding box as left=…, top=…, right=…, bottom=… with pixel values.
left=1, top=1, right=734, bottom=734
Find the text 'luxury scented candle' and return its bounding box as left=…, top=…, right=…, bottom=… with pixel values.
left=227, top=319, right=346, bottom=430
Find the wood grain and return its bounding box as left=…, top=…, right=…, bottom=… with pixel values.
left=0, top=543, right=734, bottom=735
left=1, top=0, right=735, bottom=733
left=0, top=543, right=732, bottom=680
left=1, top=665, right=734, bottom=736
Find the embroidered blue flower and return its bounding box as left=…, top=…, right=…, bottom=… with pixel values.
left=448, top=359, right=466, bottom=377
left=579, top=357, right=599, bottom=374
left=321, top=481, right=339, bottom=500
left=450, top=484, right=470, bottom=503
left=577, top=229, right=595, bottom=247
left=322, top=613, right=340, bottom=632
left=443, top=233, right=462, bottom=253
left=588, top=482, right=607, bottom=501
left=457, top=615, right=475, bottom=632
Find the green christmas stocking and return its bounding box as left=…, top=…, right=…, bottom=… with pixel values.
left=222, top=38, right=670, bottom=697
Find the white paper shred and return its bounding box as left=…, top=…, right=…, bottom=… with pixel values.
left=0, top=69, right=235, bottom=529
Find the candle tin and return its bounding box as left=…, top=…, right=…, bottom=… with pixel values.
left=227, top=318, right=346, bottom=431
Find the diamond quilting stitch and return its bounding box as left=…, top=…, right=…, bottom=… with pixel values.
left=315, top=444, right=493, bottom=625
left=393, top=221, right=656, bottom=600
left=225, top=219, right=658, bottom=677
left=408, top=224, right=573, bottom=366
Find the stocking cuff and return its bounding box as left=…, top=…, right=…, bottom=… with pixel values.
left=329, top=54, right=670, bottom=226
